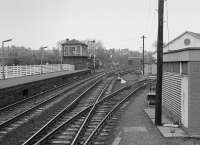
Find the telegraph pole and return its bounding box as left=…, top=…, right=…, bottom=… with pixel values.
left=141, top=35, right=146, bottom=75
left=155, top=0, right=164, bottom=125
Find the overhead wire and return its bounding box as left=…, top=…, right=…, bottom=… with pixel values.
left=165, top=0, right=170, bottom=44
left=143, top=0, right=154, bottom=52
left=145, top=0, right=152, bottom=35
left=148, top=0, right=158, bottom=51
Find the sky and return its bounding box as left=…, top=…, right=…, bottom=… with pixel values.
left=0, top=0, right=200, bottom=52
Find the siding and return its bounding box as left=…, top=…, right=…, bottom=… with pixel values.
left=162, top=72, right=182, bottom=121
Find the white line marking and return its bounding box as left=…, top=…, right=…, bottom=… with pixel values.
left=111, top=136, right=121, bottom=145
left=111, top=131, right=122, bottom=145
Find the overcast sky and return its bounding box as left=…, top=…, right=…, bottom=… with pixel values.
left=0, top=0, right=200, bottom=51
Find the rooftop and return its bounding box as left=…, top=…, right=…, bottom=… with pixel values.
left=164, top=31, right=200, bottom=48
left=61, top=39, right=87, bottom=46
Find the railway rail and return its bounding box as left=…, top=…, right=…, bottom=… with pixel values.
left=23, top=79, right=146, bottom=145
left=84, top=81, right=146, bottom=145
left=0, top=72, right=103, bottom=113
left=0, top=72, right=109, bottom=145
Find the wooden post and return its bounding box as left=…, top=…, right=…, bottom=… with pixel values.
left=155, top=0, right=164, bottom=125
left=141, top=35, right=146, bottom=75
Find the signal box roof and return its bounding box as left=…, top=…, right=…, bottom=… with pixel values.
left=61, top=39, right=87, bottom=46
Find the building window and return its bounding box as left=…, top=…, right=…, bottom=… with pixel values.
left=63, top=46, right=68, bottom=56
left=182, top=62, right=188, bottom=74
left=69, top=47, right=75, bottom=56
left=72, top=47, right=75, bottom=55
left=173, top=62, right=180, bottom=73
left=163, top=62, right=180, bottom=73
left=77, top=46, right=80, bottom=54
left=82, top=46, right=88, bottom=56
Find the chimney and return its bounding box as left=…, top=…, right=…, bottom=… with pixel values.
left=66, top=38, right=69, bottom=42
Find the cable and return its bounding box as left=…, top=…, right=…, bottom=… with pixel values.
left=145, top=0, right=152, bottom=34
left=165, top=0, right=170, bottom=44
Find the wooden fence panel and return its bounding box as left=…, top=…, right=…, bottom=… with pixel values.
left=0, top=64, right=74, bottom=79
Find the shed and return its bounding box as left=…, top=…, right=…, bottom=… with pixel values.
left=162, top=31, right=200, bottom=136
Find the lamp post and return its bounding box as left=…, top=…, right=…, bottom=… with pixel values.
left=1, top=39, right=12, bottom=79
left=40, top=46, right=47, bottom=74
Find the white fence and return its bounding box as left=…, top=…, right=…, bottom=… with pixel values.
left=144, top=63, right=157, bottom=75
left=0, top=64, right=75, bottom=79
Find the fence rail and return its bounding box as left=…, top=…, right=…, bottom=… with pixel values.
left=0, top=64, right=74, bottom=79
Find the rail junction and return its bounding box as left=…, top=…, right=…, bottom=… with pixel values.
left=0, top=69, right=147, bottom=145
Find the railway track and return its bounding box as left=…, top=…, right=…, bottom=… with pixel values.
left=0, top=72, right=103, bottom=114
left=0, top=73, right=104, bottom=126
left=84, top=81, right=146, bottom=145
left=23, top=79, right=146, bottom=145
left=0, top=73, right=110, bottom=145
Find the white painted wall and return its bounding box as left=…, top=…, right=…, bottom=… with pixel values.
left=181, top=75, right=189, bottom=128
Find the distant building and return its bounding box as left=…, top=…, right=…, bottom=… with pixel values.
left=128, top=56, right=156, bottom=75
left=121, top=48, right=129, bottom=56
left=128, top=57, right=140, bottom=71
left=61, top=39, right=88, bottom=70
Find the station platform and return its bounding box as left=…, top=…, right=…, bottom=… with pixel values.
left=110, top=88, right=200, bottom=145
left=0, top=69, right=89, bottom=89
left=0, top=69, right=91, bottom=108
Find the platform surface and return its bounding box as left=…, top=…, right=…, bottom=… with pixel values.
left=110, top=87, right=200, bottom=145
left=0, top=69, right=88, bottom=89
left=144, top=108, right=188, bottom=138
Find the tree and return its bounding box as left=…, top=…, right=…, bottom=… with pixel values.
left=0, top=45, right=62, bottom=65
